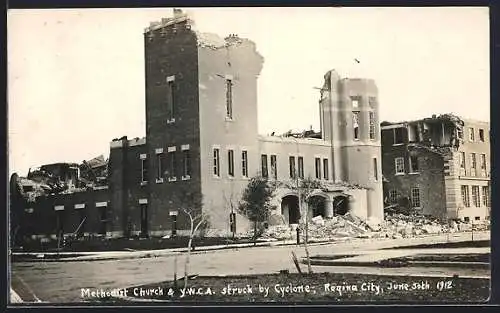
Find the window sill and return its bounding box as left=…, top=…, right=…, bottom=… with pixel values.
left=228, top=175, right=235, bottom=179
left=395, top=173, right=405, bottom=176
left=213, top=175, right=221, bottom=179
left=168, top=177, right=178, bottom=182
left=156, top=178, right=164, bottom=184
left=392, top=143, right=405, bottom=146
left=225, top=117, right=234, bottom=122
left=140, top=181, right=148, bottom=186
left=409, top=172, right=420, bottom=175
left=181, top=175, right=191, bottom=181
left=166, top=118, right=176, bottom=124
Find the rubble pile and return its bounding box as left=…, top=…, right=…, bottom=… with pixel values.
left=259, top=212, right=490, bottom=242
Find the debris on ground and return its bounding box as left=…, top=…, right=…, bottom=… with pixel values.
left=259, top=211, right=490, bottom=241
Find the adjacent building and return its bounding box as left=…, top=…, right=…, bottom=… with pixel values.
left=381, top=114, right=491, bottom=222
left=10, top=9, right=385, bottom=242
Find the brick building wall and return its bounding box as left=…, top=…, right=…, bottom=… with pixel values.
left=144, top=18, right=202, bottom=236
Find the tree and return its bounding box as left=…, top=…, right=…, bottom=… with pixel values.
left=181, top=207, right=209, bottom=290
left=281, top=176, right=325, bottom=274
left=238, top=176, right=276, bottom=243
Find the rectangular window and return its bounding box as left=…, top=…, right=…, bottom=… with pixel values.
left=167, top=79, right=175, bottom=121
left=226, top=79, right=233, bottom=119
left=464, top=216, right=470, bottom=223
left=479, top=129, right=485, bottom=142
left=351, top=97, right=360, bottom=109
left=482, top=186, right=490, bottom=207
left=394, top=128, right=404, bottom=144
left=475, top=216, right=480, bottom=221
left=182, top=149, right=191, bottom=178
left=314, top=158, right=321, bottom=179
left=409, top=155, right=419, bottom=173
left=298, top=156, right=304, bottom=179
left=369, top=111, right=375, bottom=140
left=480, top=154, right=486, bottom=169
left=395, top=157, right=405, bottom=174
left=460, top=152, right=466, bottom=168
left=289, top=156, right=296, bottom=179
left=389, top=190, right=398, bottom=203
left=241, top=150, right=248, bottom=177
left=368, top=96, right=377, bottom=108
left=261, top=154, right=268, bottom=178
left=472, top=186, right=480, bottom=207
left=228, top=149, right=235, bottom=177
left=373, top=157, right=378, bottom=180
left=469, top=127, right=475, bottom=142
left=323, top=158, right=329, bottom=180
left=411, top=187, right=420, bottom=207
left=470, top=153, right=477, bottom=176
left=461, top=185, right=470, bottom=207
left=270, top=155, right=277, bottom=180
left=156, top=152, right=164, bottom=180
left=353, top=111, right=360, bottom=140
left=168, top=151, right=177, bottom=179
left=141, top=158, right=148, bottom=183
left=213, top=148, right=220, bottom=177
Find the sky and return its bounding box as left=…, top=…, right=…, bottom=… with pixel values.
left=8, top=7, right=490, bottom=176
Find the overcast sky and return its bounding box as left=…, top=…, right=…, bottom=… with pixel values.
left=8, top=7, right=489, bottom=176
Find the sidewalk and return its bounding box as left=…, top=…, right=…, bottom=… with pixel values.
left=11, top=231, right=489, bottom=262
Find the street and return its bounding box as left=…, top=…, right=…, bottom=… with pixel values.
left=11, top=231, right=490, bottom=303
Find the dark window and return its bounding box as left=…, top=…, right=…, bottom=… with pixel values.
left=182, top=150, right=191, bottom=177
left=168, top=151, right=177, bottom=179
left=298, top=156, right=304, bottom=179
left=315, top=158, right=321, bottom=179
left=323, top=159, right=329, bottom=180
left=475, top=216, right=480, bottom=221
left=479, top=129, right=485, bottom=142
left=373, top=158, right=378, bottom=180
left=460, top=152, right=466, bottom=168
left=141, top=158, right=148, bottom=183
left=156, top=153, right=164, bottom=180
left=261, top=154, right=268, bottom=178
left=394, top=127, right=404, bottom=144
left=409, top=155, right=419, bottom=173
left=167, top=80, right=175, bottom=120
left=289, top=156, right=296, bottom=179
left=226, top=79, right=233, bottom=119
left=472, top=186, right=480, bottom=207
left=228, top=150, right=234, bottom=177
left=242, top=151, right=248, bottom=177
left=270, top=155, right=277, bottom=180
left=464, top=216, right=470, bottom=222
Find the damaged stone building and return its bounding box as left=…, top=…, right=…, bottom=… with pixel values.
left=10, top=9, right=384, bottom=242
left=381, top=114, right=490, bottom=221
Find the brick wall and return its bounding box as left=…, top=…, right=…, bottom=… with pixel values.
left=144, top=20, right=202, bottom=234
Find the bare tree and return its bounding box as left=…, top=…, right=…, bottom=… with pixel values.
left=181, top=207, right=209, bottom=290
